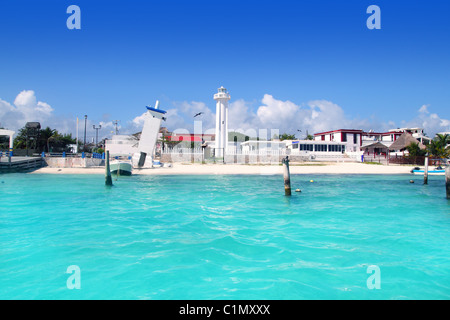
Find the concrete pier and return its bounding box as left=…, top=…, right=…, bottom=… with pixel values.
left=282, top=156, right=291, bottom=196
left=424, top=156, right=429, bottom=185
left=105, top=151, right=113, bottom=186
left=446, top=165, right=450, bottom=199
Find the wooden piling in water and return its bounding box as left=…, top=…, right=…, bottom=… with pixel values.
left=424, top=155, right=429, bottom=185
left=282, top=156, right=291, bottom=196
left=446, top=165, right=450, bottom=199
left=105, top=150, right=113, bottom=186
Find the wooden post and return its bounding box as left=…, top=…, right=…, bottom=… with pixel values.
left=282, top=156, right=291, bottom=196
left=424, top=155, right=429, bottom=185
left=105, top=150, right=113, bottom=186
left=446, top=165, right=450, bottom=199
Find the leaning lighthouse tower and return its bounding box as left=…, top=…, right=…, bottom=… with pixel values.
left=214, top=86, right=231, bottom=157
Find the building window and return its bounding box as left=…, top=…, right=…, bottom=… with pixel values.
left=342, top=133, right=347, bottom=142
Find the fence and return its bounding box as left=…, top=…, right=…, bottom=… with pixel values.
left=363, top=154, right=446, bottom=166
left=40, top=152, right=105, bottom=159
left=160, top=147, right=362, bottom=164
left=0, top=150, right=13, bottom=158
left=0, top=157, right=44, bottom=172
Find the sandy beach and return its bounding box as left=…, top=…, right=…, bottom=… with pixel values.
left=30, top=162, right=418, bottom=175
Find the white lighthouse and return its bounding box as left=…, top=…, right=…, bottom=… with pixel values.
left=214, top=86, right=231, bottom=157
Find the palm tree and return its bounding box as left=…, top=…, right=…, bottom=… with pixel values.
left=406, top=142, right=426, bottom=157
left=427, top=134, right=450, bottom=167
left=435, top=133, right=450, bottom=148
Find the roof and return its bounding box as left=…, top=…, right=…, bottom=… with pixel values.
left=363, top=141, right=389, bottom=149
left=168, top=136, right=203, bottom=142
left=146, top=106, right=167, bottom=114
left=240, top=140, right=286, bottom=146
left=314, top=129, right=364, bottom=136
left=25, top=122, right=41, bottom=129
left=363, top=131, right=402, bottom=136
left=167, top=134, right=215, bottom=142
left=0, top=129, right=15, bottom=136
left=289, top=140, right=346, bottom=145
left=388, top=132, right=426, bottom=151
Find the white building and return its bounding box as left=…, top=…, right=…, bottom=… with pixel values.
left=105, top=135, right=139, bottom=157
left=313, top=129, right=363, bottom=152
left=213, top=86, right=230, bottom=157
left=389, top=128, right=430, bottom=144
left=362, top=130, right=402, bottom=148
left=240, top=140, right=287, bottom=153
left=0, top=129, right=15, bottom=150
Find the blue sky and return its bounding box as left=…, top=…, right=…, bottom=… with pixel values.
left=0, top=0, right=449, bottom=140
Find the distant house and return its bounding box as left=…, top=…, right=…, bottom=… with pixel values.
left=362, top=131, right=402, bottom=148
left=388, top=132, right=426, bottom=153
left=313, top=128, right=430, bottom=153
left=313, top=129, right=363, bottom=152
left=240, top=140, right=286, bottom=153
left=166, top=133, right=215, bottom=143
left=285, top=139, right=347, bottom=154
left=362, top=141, right=390, bottom=157
left=389, top=128, right=431, bottom=145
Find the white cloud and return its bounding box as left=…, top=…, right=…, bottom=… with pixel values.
left=225, top=95, right=449, bottom=139
left=2, top=90, right=448, bottom=142
left=403, top=105, right=450, bottom=137
left=0, top=90, right=54, bottom=132
left=418, top=104, right=429, bottom=114
left=243, top=95, right=367, bottom=137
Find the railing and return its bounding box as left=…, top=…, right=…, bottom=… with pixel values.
left=162, top=147, right=204, bottom=155
left=0, top=150, right=13, bottom=157
left=40, top=152, right=105, bottom=159
left=161, top=147, right=360, bottom=162
left=0, top=157, right=44, bottom=171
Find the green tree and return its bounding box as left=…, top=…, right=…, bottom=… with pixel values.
left=279, top=133, right=296, bottom=141
left=427, top=134, right=450, bottom=159
left=435, top=133, right=450, bottom=148
left=94, top=147, right=104, bottom=154
left=406, top=142, right=426, bottom=157
left=13, top=125, right=76, bottom=153
left=12, top=127, right=28, bottom=149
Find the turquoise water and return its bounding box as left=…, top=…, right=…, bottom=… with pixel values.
left=0, top=173, right=449, bottom=300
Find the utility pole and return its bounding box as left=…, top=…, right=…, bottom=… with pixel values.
left=83, top=115, right=88, bottom=150
left=112, top=120, right=120, bottom=135
left=93, top=125, right=102, bottom=147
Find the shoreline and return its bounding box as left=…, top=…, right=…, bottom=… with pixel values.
left=29, top=162, right=419, bottom=175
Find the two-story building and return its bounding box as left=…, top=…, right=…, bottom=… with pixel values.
left=313, top=129, right=363, bottom=152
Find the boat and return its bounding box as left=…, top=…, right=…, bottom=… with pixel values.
left=110, top=160, right=133, bottom=176
left=412, top=169, right=445, bottom=175
left=153, top=160, right=163, bottom=167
